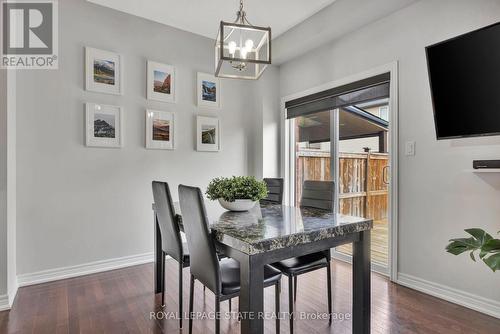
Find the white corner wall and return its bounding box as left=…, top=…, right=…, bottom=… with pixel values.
left=0, top=69, right=8, bottom=308
left=15, top=0, right=257, bottom=276
left=278, top=0, right=500, bottom=316
left=251, top=66, right=281, bottom=179
left=0, top=68, right=16, bottom=310
left=7, top=69, right=17, bottom=306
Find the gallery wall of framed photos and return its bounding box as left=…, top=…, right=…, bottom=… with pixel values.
left=15, top=0, right=263, bottom=279
left=83, top=47, right=223, bottom=152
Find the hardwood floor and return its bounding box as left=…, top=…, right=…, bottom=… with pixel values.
left=1, top=260, right=499, bottom=334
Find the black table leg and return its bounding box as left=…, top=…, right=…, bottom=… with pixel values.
left=239, top=254, right=264, bottom=334
left=352, top=230, right=371, bottom=334
left=154, top=212, right=164, bottom=294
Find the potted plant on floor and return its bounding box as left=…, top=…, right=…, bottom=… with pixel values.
left=446, top=228, right=500, bottom=272
left=206, top=176, right=268, bottom=212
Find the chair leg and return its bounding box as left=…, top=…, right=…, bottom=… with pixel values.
left=326, top=261, right=332, bottom=324
left=293, top=276, right=298, bottom=302
left=179, top=262, right=183, bottom=328
left=275, top=281, right=281, bottom=334
left=238, top=299, right=241, bottom=322
left=189, top=275, right=194, bottom=334
left=162, top=252, right=166, bottom=306
left=215, top=295, right=221, bottom=334
left=229, top=298, right=232, bottom=312
left=288, top=276, right=294, bottom=334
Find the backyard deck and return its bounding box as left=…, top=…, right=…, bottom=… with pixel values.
left=337, top=218, right=388, bottom=265
left=296, top=151, right=389, bottom=266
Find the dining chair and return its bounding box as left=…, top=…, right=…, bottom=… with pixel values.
left=260, top=178, right=284, bottom=204
left=152, top=181, right=189, bottom=329
left=300, top=180, right=335, bottom=211
left=178, top=184, right=282, bottom=334
left=271, top=180, right=335, bottom=333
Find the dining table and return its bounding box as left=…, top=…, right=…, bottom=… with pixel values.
left=153, top=201, right=372, bottom=334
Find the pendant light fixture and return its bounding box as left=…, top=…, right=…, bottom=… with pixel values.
left=215, top=0, right=271, bottom=80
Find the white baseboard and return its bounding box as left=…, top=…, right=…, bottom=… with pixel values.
left=17, top=252, right=154, bottom=287
left=0, top=294, right=9, bottom=311
left=397, top=273, right=500, bottom=319
left=8, top=281, right=18, bottom=308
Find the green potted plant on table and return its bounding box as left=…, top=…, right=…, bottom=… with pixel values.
left=206, top=176, right=268, bottom=212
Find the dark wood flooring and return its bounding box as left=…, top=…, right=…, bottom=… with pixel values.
left=1, top=260, right=499, bottom=334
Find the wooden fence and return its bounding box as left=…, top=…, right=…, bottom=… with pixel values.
left=296, top=151, right=388, bottom=220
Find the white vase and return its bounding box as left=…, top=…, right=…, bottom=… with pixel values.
left=218, top=199, right=257, bottom=212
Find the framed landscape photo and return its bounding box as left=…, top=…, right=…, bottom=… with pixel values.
left=146, top=110, right=175, bottom=150
left=85, top=103, right=123, bottom=148
left=197, top=72, right=221, bottom=108
left=147, top=61, right=175, bottom=103
left=196, top=116, right=220, bottom=152
left=85, top=47, right=123, bottom=95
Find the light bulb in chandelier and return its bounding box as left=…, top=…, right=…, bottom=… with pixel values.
left=245, top=39, right=254, bottom=51
left=240, top=47, right=248, bottom=59
left=228, top=41, right=237, bottom=56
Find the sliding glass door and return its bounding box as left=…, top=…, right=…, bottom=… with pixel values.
left=291, top=110, right=334, bottom=207
left=335, top=102, right=390, bottom=268
left=286, top=74, right=392, bottom=273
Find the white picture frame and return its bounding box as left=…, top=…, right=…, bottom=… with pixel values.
left=147, top=61, right=175, bottom=103
left=146, top=110, right=175, bottom=150
left=196, top=116, right=220, bottom=152
left=85, top=47, right=123, bottom=95
left=197, top=72, right=221, bottom=108
left=85, top=103, right=123, bottom=148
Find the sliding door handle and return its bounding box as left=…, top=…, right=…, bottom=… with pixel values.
left=383, top=165, right=390, bottom=184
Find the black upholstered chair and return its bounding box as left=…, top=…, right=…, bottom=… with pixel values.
left=261, top=178, right=284, bottom=204
left=178, top=185, right=282, bottom=334
left=152, top=181, right=189, bottom=329
left=272, top=180, right=335, bottom=333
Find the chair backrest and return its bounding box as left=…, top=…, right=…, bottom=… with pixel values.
left=152, top=181, right=184, bottom=263
left=261, top=178, right=284, bottom=204
left=300, top=180, right=335, bottom=212
left=178, top=185, right=221, bottom=294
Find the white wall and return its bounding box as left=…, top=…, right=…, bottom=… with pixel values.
left=16, top=0, right=256, bottom=275
left=339, top=137, right=379, bottom=153
left=273, top=0, right=418, bottom=64
left=279, top=0, right=500, bottom=308
left=0, top=69, right=8, bottom=300
left=0, top=68, right=16, bottom=309
left=251, top=66, right=281, bottom=179
left=7, top=69, right=16, bottom=305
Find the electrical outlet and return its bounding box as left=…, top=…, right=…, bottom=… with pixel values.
left=405, top=141, right=416, bottom=156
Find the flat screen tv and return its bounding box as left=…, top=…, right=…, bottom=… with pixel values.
left=426, top=22, right=500, bottom=140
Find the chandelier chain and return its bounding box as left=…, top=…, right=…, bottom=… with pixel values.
left=234, top=0, right=254, bottom=26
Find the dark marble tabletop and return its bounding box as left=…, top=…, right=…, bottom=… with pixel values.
left=173, top=201, right=372, bottom=255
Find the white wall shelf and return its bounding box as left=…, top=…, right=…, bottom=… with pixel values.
left=469, top=169, right=500, bottom=173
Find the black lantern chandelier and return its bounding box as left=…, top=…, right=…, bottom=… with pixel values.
left=215, top=0, right=271, bottom=80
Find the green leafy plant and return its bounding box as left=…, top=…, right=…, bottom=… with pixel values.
left=446, top=228, right=500, bottom=272
left=206, top=176, right=268, bottom=202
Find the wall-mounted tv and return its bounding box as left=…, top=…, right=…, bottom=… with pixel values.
left=426, top=22, right=500, bottom=140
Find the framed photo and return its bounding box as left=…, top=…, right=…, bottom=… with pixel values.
left=85, top=103, right=123, bottom=148
left=146, top=110, right=175, bottom=150
left=197, top=72, right=221, bottom=108
left=147, top=61, right=175, bottom=103
left=85, top=47, right=123, bottom=95
left=196, top=116, right=220, bottom=152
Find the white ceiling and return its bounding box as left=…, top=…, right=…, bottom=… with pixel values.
left=87, top=0, right=337, bottom=39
